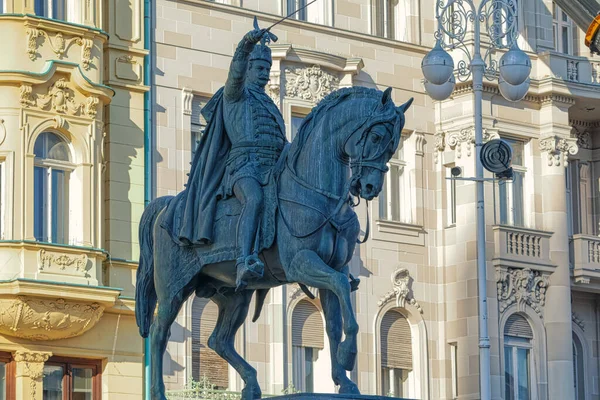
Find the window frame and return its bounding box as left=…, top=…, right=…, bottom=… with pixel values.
left=292, top=345, right=316, bottom=393
left=43, top=356, right=102, bottom=400
left=285, top=0, right=332, bottom=25
left=503, top=335, right=533, bottom=400
left=379, top=138, right=410, bottom=223
left=33, top=132, right=74, bottom=244
left=0, top=352, right=15, bottom=400
left=445, top=166, right=458, bottom=227
left=373, top=0, right=412, bottom=42
left=553, top=3, right=575, bottom=55
left=497, top=137, right=526, bottom=227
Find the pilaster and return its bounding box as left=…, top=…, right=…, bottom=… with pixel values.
left=13, top=351, right=52, bottom=400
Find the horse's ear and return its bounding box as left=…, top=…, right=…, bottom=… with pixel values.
left=397, top=97, right=414, bottom=113
left=381, top=87, right=393, bottom=105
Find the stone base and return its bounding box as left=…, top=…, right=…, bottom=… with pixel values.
left=268, top=394, right=409, bottom=400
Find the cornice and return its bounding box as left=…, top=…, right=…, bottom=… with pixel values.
left=452, top=80, right=577, bottom=105
left=0, top=14, right=108, bottom=38
left=0, top=60, right=115, bottom=101
left=0, top=279, right=121, bottom=307
left=178, top=0, right=430, bottom=55
left=105, top=43, right=149, bottom=56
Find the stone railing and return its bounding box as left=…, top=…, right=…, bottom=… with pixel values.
left=538, top=51, right=600, bottom=86
left=167, top=389, right=277, bottom=400
left=572, top=234, right=600, bottom=285
left=493, top=225, right=554, bottom=271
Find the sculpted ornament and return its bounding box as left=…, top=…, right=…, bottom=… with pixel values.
left=0, top=296, right=104, bottom=340
left=496, top=267, right=549, bottom=317
left=13, top=351, right=51, bottom=399
left=37, top=78, right=82, bottom=115
left=378, top=268, right=423, bottom=313
left=39, top=249, right=89, bottom=277
left=285, top=65, right=340, bottom=104
left=20, top=84, right=35, bottom=107
left=539, top=136, right=578, bottom=167
left=25, top=25, right=94, bottom=69
left=445, top=127, right=499, bottom=158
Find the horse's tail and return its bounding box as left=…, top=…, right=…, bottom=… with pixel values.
left=135, top=196, right=172, bottom=338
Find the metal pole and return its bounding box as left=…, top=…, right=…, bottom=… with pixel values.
left=472, top=6, right=491, bottom=399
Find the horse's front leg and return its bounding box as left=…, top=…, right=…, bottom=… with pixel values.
left=287, top=249, right=358, bottom=371
left=320, top=288, right=360, bottom=394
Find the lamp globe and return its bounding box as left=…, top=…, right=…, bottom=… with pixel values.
left=422, top=41, right=454, bottom=85
left=424, top=74, right=456, bottom=101
left=498, top=76, right=530, bottom=102
left=499, top=43, right=532, bottom=86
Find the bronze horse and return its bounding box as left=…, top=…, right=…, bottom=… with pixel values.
left=135, top=86, right=413, bottom=400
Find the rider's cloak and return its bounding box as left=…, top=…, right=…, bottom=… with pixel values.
left=161, top=87, right=230, bottom=246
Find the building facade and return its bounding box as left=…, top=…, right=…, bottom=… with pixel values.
left=0, top=0, right=148, bottom=398
left=152, top=0, right=600, bottom=399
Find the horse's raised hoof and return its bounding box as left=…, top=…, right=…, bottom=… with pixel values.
left=241, top=383, right=262, bottom=400
left=339, top=381, right=360, bottom=394
left=337, top=340, right=357, bottom=371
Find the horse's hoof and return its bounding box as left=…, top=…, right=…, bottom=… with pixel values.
left=339, top=381, right=360, bottom=394
left=241, top=384, right=262, bottom=400
left=337, top=342, right=357, bottom=371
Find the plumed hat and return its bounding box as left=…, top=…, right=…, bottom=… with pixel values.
left=249, top=43, right=272, bottom=66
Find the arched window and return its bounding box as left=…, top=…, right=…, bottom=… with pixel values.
left=573, top=332, right=585, bottom=400
left=503, top=314, right=533, bottom=400
left=191, top=297, right=228, bottom=389
left=34, top=132, right=72, bottom=244
left=291, top=300, right=324, bottom=392
left=380, top=309, right=412, bottom=397
left=373, top=0, right=413, bottom=42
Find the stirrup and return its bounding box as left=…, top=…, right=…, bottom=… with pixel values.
left=235, top=254, right=264, bottom=292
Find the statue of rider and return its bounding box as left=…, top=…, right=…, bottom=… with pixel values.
left=161, top=25, right=286, bottom=291
left=223, top=28, right=287, bottom=290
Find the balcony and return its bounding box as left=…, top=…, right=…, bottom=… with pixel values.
left=572, top=234, right=600, bottom=286
left=537, top=51, right=600, bottom=87
left=492, top=225, right=554, bottom=273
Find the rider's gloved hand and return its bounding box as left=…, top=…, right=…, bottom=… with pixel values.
left=245, top=28, right=268, bottom=44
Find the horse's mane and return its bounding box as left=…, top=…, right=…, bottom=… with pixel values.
left=290, top=87, right=389, bottom=164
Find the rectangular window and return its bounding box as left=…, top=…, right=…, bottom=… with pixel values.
left=291, top=113, right=305, bottom=141
left=504, top=338, right=531, bottom=400
left=374, top=0, right=411, bottom=41
left=498, top=138, right=525, bottom=227
left=379, top=139, right=409, bottom=223
left=381, top=367, right=408, bottom=397
left=446, top=167, right=458, bottom=226
left=450, top=343, right=458, bottom=399
left=34, top=166, right=69, bottom=244
left=0, top=353, right=14, bottom=400
left=292, top=346, right=315, bottom=392
left=553, top=3, right=574, bottom=55
left=42, top=358, right=100, bottom=400
left=288, top=0, right=307, bottom=21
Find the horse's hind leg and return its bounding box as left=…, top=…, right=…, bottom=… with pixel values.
left=150, top=285, right=194, bottom=400
left=286, top=249, right=358, bottom=371
left=320, top=288, right=360, bottom=394
left=209, top=290, right=261, bottom=400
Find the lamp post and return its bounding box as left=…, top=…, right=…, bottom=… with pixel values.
left=421, top=1, right=531, bottom=399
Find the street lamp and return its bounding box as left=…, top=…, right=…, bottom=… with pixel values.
left=421, top=1, right=531, bottom=399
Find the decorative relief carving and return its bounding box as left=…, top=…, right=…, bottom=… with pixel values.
left=572, top=312, right=585, bottom=331
left=539, top=136, right=578, bottom=167
left=25, top=26, right=94, bottom=69
left=19, top=84, right=35, bottom=107
left=414, top=132, right=425, bottom=156
left=378, top=268, right=423, bottom=314
left=19, top=79, right=99, bottom=119
left=84, top=96, right=99, bottom=119
left=115, top=55, right=141, bottom=81
left=182, top=88, right=194, bottom=116
left=14, top=351, right=51, bottom=399
left=36, top=78, right=81, bottom=115
left=268, top=81, right=281, bottom=107
left=445, top=127, right=499, bottom=159
left=572, top=126, right=591, bottom=150
left=285, top=65, right=339, bottom=104
left=0, top=119, right=6, bottom=147
left=0, top=296, right=104, bottom=341
left=433, top=132, right=445, bottom=163
left=39, top=249, right=89, bottom=277
left=496, top=267, right=549, bottom=317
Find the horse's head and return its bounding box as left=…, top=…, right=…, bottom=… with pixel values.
left=345, top=88, right=413, bottom=200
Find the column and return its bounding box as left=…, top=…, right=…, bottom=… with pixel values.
left=13, top=351, right=52, bottom=400
left=540, top=130, right=578, bottom=400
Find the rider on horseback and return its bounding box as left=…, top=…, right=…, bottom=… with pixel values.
left=223, top=28, right=287, bottom=291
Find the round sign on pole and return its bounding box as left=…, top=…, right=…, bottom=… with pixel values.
left=481, top=139, right=513, bottom=177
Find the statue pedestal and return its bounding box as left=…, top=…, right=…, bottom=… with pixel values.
left=268, top=394, right=408, bottom=399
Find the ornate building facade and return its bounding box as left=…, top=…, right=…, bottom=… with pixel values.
left=0, top=0, right=148, bottom=398
left=153, top=0, right=600, bottom=399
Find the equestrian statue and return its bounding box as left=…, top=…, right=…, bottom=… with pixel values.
left=135, top=17, right=413, bottom=400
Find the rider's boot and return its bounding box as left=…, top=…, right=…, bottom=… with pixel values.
left=235, top=254, right=264, bottom=292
